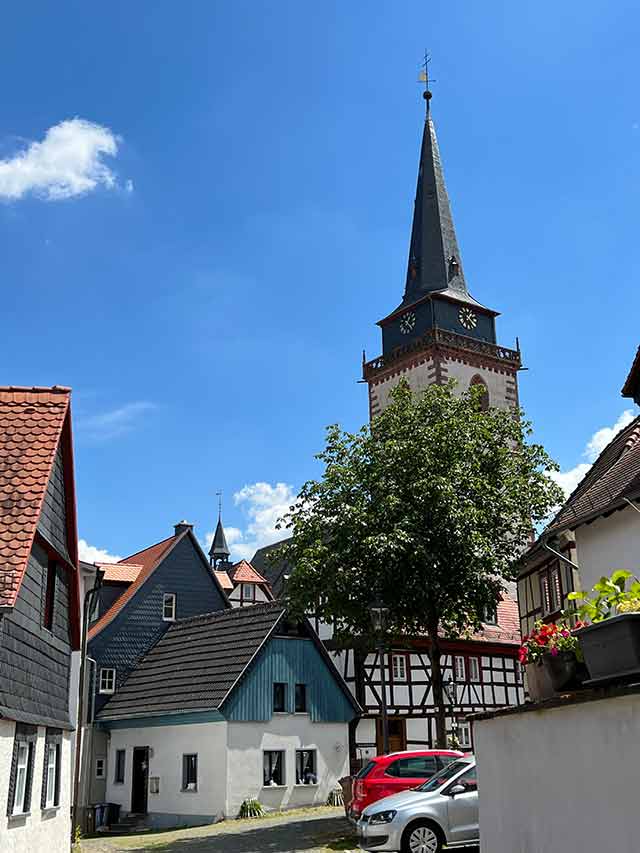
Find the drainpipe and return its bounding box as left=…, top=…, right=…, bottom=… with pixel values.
left=541, top=536, right=580, bottom=572
left=72, top=572, right=103, bottom=833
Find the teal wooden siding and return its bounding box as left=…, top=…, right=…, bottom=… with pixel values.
left=222, top=636, right=356, bottom=723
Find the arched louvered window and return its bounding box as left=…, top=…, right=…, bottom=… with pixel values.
left=470, top=375, right=489, bottom=411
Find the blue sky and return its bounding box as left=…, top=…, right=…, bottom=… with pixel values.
left=2, top=1, right=639, bottom=562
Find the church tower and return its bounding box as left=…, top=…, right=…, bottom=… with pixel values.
left=363, top=88, right=521, bottom=417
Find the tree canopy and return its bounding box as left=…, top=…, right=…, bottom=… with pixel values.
left=277, top=380, right=563, bottom=745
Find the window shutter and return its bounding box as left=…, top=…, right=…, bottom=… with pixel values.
left=540, top=574, right=551, bottom=614
left=23, top=742, right=35, bottom=814
left=40, top=737, right=50, bottom=810
left=6, top=735, right=20, bottom=816
left=551, top=566, right=562, bottom=611
left=54, top=743, right=61, bottom=807
left=7, top=725, right=37, bottom=816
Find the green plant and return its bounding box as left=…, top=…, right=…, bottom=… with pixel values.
left=238, top=798, right=265, bottom=819
left=567, top=570, right=640, bottom=623
left=326, top=787, right=344, bottom=807
left=72, top=824, right=83, bottom=846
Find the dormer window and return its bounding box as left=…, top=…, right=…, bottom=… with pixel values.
left=163, top=593, right=176, bottom=621
left=241, top=583, right=255, bottom=603
left=448, top=255, right=460, bottom=280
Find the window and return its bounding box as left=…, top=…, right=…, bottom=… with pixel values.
left=12, top=741, right=32, bottom=815
left=43, top=560, right=56, bottom=631
left=295, top=750, right=317, bottom=784
left=162, top=593, right=176, bottom=621
left=182, top=754, right=198, bottom=791
left=41, top=729, right=61, bottom=810
left=470, top=375, right=490, bottom=411
left=114, top=749, right=126, bottom=784
left=483, top=603, right=498, bottom=624
left=99, top=668, right=116, bottom=694
left=454, top=656, right=466, bottom=682
left=540, top=561, right=563, bottom=615
left=392, top=654, right=407, bottom=682
left=241, top=583, right=255, bottom=602
left=458, top=721, right=472, bottom=748
left=263, top=751, right=285, bottom=786
left=95, top=758, right=105, bottom=779
left=386, top=755, right=438, bottom=779
left=273, top=682, right=287, bottom=712
left=468, top=657, right=480, bottom=683
left=295, top=683, right=307, bottom=713
left=149, top=776, right=160, bottom=794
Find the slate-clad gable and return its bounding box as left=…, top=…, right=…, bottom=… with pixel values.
left=89, top=533, right=228, bottom=714
left=0, top=542, right=72, bottom=728
left=37, top=445, right=70, bottom=564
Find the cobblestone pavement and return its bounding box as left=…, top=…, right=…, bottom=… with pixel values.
left=79, top=807, right=356, bottom=853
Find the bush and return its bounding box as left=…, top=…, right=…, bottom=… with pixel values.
left=238, top=798, right=265, bottom=819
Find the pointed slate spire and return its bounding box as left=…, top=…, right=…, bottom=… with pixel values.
left=209, top=515, right=230, bottom=566
left=403, top=112, right=470, bottom=306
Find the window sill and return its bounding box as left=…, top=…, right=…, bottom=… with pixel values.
left=180, top=788, right=198, bottom=794
left=9, top=811, right=30, bottom=822
left=41, top=805, right=60, bottom=814
left=272, top=711, right=290, bottom=715
left=294, top=783, right=319, bottom=788
left=262, top=784, right=287, bottom=789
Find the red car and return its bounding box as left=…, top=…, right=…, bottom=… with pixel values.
left=349, top=749, right=464, bottom=820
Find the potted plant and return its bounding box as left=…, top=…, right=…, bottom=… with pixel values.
left=568, top=570, right=640, bottom=683
left=519, top=620, right=586, bottom=699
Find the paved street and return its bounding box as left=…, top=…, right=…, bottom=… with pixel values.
left=79, top=806, right=481, bottom=853
left=79, top=807, right=356, bottom=853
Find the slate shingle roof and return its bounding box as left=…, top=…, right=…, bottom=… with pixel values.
left=88, top=532, right=183, bottom=639
left=97, top=601, right=285, bottom=720
left=250, top=539, right=292, bottom=597
left=0, top=386, right=71, bottom=607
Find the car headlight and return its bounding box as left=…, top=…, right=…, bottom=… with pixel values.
left=369, top=809, right=397, bottom=825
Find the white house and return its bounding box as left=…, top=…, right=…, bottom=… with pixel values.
left=95, top=602, right=360, bottom=828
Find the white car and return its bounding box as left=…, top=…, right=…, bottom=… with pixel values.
left=357, top=755, right=478, bottom=852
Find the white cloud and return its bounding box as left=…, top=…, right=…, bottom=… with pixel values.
left=204, top=482, right=294, bottom=563
left=78, top=538, right=122, bottom=564
left=0, top=118, right=121, bottom=201
left=550, top=409, right=636, bottom=499
left=77, top=401, right=157, bottom=441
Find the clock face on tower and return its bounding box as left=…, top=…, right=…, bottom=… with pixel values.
left=399, top=311, right=416, bottom=335
left=458, top=307, right=477, bottom=330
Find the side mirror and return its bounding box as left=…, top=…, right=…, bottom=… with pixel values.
left=448, top=783, right=466, bottom=797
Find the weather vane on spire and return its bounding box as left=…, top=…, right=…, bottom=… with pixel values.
left=216, top=490, right=222, bottom=518
left=418, top=50, right=435, bottom=114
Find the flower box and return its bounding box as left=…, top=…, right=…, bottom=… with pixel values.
left=576, top=613, right=640, bottom=683
left=542, top=650, right=587, bottom=692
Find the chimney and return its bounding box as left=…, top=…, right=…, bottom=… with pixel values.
left=174, top=520, right=193, bottom=536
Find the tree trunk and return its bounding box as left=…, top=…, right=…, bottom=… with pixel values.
left=427, top=624, right=448, bottom=748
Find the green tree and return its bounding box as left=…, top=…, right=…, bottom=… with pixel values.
left=278, top=381, right=562, bottom=747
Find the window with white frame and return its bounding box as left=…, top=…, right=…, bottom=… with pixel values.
left=44, top=743, right=58, bottom=808
left=458, top=720, right=472, bottom=748
left=483, top=603, right=498, bottom=624
left=182, top=754, right=198, bottom=791
left=392, top=654, right=407, bottom=682
left=241, top=583, right=255, bottom=603
left=263, top=750, right=285, bottom=786
left=99, top=668, right=116, bottom=694
left=12, top=741, right=31, bottom=815
left=539, top=561, right=563, bottom=615
left=468, top=657, right=480, bottom=683
left=162, top=593, right=176, bottom=621
left=296, top=750, right=317, bottom=784
left=454, top=656, right=466, bottom=682
left=95, top=758, right=105, bottom=779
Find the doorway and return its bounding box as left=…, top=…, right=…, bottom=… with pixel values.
left=131, top=747, right=149, bottom=814
left=376, top=717, right=407, bottom=754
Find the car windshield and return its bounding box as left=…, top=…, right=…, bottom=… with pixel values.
left=355, top=761, right=376, bottom=780
left=417, top=759, right=473, bottom=792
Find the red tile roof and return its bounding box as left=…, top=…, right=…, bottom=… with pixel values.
left=231, top=560, right=269, bottom=585
left=214, top=570, right=234, bottom=590
left=88, top=533, right=182, bottom=639
left=0, top=387, right=72, bottom=608
left=97, top=562, right=143, bottom=583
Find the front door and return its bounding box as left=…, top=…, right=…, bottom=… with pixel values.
left=131, top=747, right=149, bottom=814
left=376, top=717, right=407, bottom=754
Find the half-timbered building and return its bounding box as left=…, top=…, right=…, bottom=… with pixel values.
left=0, top=386, right=81, bottom=852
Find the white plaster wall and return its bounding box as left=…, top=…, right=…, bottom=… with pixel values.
left=0, top=720, right=72, bottom=853
left=226, top=716, right=349, bottom=817
left=228, top=585, right=270, bottom=606
left=405, top=717, right=429, bottom=744
left=474, top=694, right=640, bottom=853
left=370, top=358, right=435, bottom=413
left=575, top=504, right=640, bottom=593
left=105, top=721, right=228, bottom=821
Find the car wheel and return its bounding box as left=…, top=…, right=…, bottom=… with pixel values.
left=401, top=820, right=442, bottom=853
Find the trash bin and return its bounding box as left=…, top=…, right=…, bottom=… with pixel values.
left=85, top=805, right=96, bottom=835
left=338, top=775, right=352, bottom=817
left=94, top=802, right=107, bottom=828
left=106, top=803, right=121, bottom=826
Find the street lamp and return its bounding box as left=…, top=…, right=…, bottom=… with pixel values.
left=369, top=595, right=389, bottom=755
left=444, top=675, right=459, bottom=749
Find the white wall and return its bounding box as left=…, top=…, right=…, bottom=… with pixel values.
left=105, top=721, right=228, bottom=823
left=226, top=716, right=349, bottom=817
left=576, top=504, right=640, bottom=593
left=474, top=693, right=640, bottom=853
left=228, top=584, right=270, bottom=606
left=443, top=358, right=514, bottom=410
left=0, top=720, right=71, bottom=853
